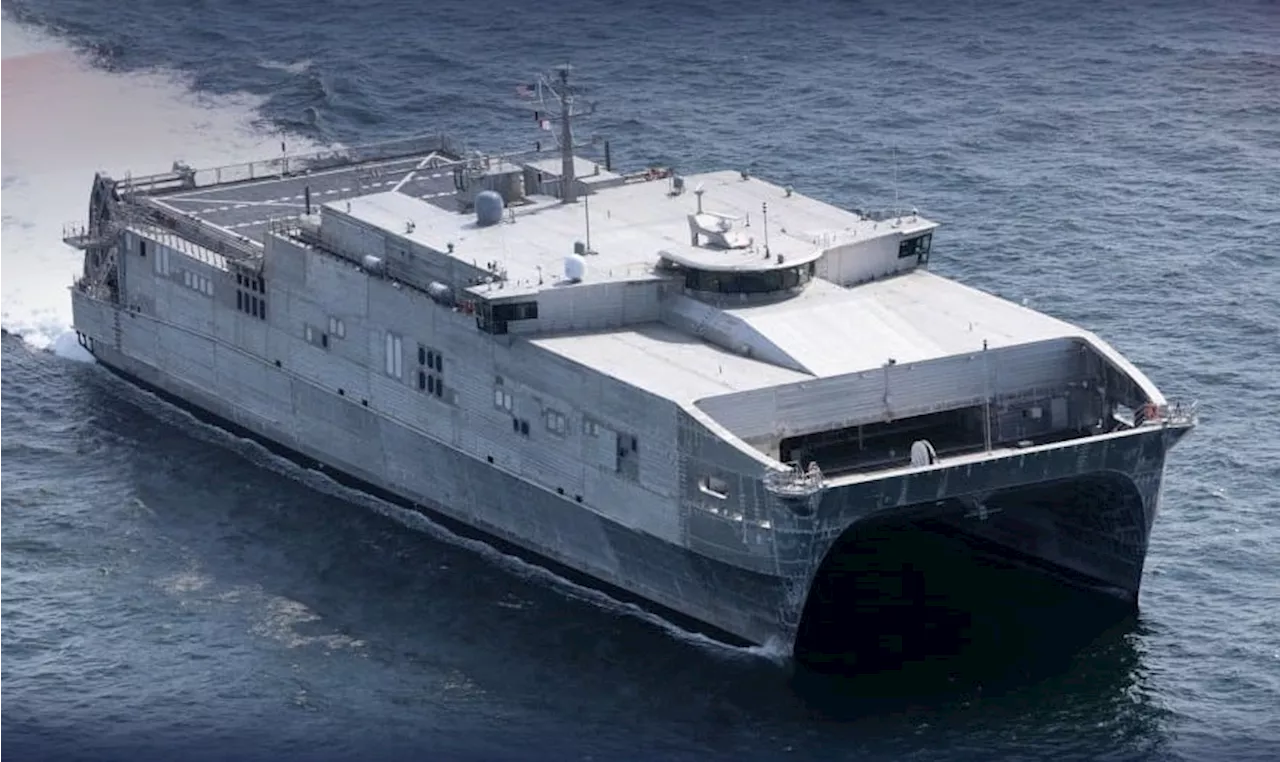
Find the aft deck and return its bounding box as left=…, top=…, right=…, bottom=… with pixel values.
left=112, top=136, right=467, bottom=246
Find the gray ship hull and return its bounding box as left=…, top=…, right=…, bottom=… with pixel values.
left=74, top=295, right=1188, bottom=656
left=62, top=124, right=1195, bottom=660
left=76, top=317, right=788, bottom=647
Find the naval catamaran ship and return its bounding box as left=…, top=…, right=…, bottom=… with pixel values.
left=66, top=66, right=1195, bottom=655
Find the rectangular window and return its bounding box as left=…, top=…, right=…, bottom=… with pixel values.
left=491, top=301, right=539, bottom=321
left=328, top=317, right=345, bottom=339
left=494, top=388, right=513, bottom=412
left=898, top=232, right=933, bottom=260
left=139, top=239, right=148, bottom=258
left=183, top=270, right=192, bottom=288
left=385, top=333, right=403, bottom=378
left=419, top=347, right=444, bottom=377
left=545, top=409, right=567, bottom=436
left=615, top=432, right=639, bottom=479
left=153, top=243, right=170, bottom=276
left=583, top=418, right=601, bottom=437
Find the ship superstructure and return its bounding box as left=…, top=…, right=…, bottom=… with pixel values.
left=65, top=67, right=1195, bottom=654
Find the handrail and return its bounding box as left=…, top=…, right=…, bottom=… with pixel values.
left=116, top=133, right=465, bottom=196
left=763, top=461, right=825, bottom=496
left=111, top=132, right=617, bottom=199
left=1135, top=399, right=1199, bottom=427
left=1161, top=399, right=1199, bottom=426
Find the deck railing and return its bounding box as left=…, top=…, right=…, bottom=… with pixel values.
left=763, top=461, right=825, bottom=497
left=1135, top=399, right=1199, bottom=427
left=1159, top=399, right=1199, bottom=426
left=116, top=133, right=464, bottom=196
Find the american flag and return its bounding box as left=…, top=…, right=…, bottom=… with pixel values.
left=516, top=84, right=536, bottom=98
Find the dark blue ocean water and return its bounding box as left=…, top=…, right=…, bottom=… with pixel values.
left=3, top=1, right=1278, bottom=760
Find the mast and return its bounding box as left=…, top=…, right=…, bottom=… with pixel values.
left=519, top=64, right=597, bottom=204
left=558, top=66, right=577, bottom=203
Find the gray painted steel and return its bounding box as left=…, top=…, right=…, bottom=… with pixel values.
left=65, top=130, right=1195, bottom=654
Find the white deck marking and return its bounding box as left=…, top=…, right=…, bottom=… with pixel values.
left=160, top=155, right=428, bottom=199
left=392, top=152, right=441, bottom=194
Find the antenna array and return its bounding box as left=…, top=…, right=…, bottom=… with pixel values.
left=516, top=64, right=599, bottom=204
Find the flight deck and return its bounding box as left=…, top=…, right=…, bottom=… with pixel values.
left=124, top=138, right=467, bottom=245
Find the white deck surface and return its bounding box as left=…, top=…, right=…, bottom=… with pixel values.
left=330, top=169, right=933, bottom=295
left=529, top=270, right=1088, bottom=402
left=722, top=270, right=1086, bottom=377
left=324, top=164, right=1106, bottom=405
left=530, top=323, right=809, bottom=403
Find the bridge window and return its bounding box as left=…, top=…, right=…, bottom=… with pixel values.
left=477, top=300, right=539, bottom=334
left=492, top=301, right=538, bottom=321
left=898, top=232, right=932, bottom=260
left=682, top=263, right=814, bottom=295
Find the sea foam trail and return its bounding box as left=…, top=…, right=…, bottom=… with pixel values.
left=0, top=18, right=319, bottom=357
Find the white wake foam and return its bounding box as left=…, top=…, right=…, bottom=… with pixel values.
left=0, top=17, right=318, bottom=357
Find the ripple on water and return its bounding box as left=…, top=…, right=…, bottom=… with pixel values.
left=4, top=0, right=1280, bottom=759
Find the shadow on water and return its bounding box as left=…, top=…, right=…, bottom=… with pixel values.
left=790, top=515, right=1147, bottom=720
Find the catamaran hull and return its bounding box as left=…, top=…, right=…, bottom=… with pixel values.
left=73, top=293, right=1186, bottom=657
